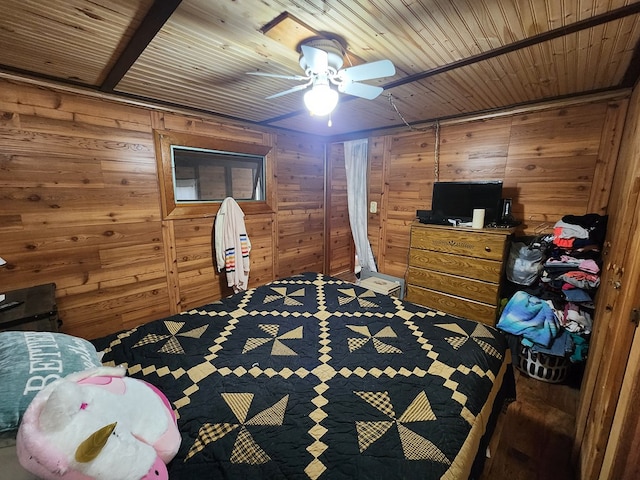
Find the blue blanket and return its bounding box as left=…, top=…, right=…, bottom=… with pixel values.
left=497, top=291, right=560, bottom=347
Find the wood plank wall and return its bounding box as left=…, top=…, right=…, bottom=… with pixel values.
left=149, top=111, right=278, bottom=313
left=365, top=99, right=628, bottom=280
left=0, top=81, right=168, bottom=340
left=0, top=75, right=635, bottom=478
left=0, top=76, right=629, bottom=342
left=275, top=131, right=326, bottom=277
left=0, top=79, right=325, bottom=339
left=326, top=142, right=354, bottom=276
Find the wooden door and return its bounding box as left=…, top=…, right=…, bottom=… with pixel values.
left=599, top=268, right=640, bottom=479
left=574, top=89, right=640, bottom=478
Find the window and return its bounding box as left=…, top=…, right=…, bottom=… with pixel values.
left=172, top=146, right=265, bottom=202
left=154, top=130, right=273, bottom=219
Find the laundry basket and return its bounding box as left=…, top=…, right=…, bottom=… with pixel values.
left=517, top=346, right=569, bottom=383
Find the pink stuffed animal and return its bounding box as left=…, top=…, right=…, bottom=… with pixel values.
left=16, top=366, right=181, bottom=480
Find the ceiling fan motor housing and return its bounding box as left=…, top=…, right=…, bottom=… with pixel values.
left=250, top=36, right=392, bottom=103
left=299, top=38, right=344, bottom=72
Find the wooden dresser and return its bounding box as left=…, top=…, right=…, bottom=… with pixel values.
left=406, top=222, right=513, bottom=325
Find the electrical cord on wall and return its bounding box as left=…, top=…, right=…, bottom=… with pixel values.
left=386, top=93, right=440, bottom=181
left=434, top=119, right=440, bottom=182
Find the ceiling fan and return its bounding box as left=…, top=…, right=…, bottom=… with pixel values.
left=248, top=39, right=396, bottom=116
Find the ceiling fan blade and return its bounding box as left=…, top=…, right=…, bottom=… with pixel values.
left=265, top=82, right=311, bottom=100
left=247, top=71, right=309, bottom=81
left=301, top=45, right=328, bottom=74
left=339, top=82, right=384, bottom=100
left=339, top=59, right=395, bottom=82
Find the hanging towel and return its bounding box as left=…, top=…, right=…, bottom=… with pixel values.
left=214, top=197, right=251, bottom=293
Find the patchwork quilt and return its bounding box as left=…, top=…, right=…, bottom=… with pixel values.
left=93, top=272, right=509, bottom=479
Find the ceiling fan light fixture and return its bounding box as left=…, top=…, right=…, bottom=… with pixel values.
left=304, top=83, right=338, bottom=116
left=249, top=37, right=394, bottom=117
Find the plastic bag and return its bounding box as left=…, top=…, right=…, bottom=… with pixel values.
left=506, top=241, right=545, bottom=285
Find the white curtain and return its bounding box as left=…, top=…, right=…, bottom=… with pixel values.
left=344, top=139, right=377, bottom=273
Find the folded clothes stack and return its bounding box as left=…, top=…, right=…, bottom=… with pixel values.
left=498, top=213, right=607, bottom=377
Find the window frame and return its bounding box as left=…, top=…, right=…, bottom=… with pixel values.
left=154, top=130, right=274, bottom=219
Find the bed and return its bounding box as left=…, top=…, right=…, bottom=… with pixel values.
left=92, top=272, right=512, bottom=479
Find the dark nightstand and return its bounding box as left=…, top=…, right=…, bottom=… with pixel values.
left=0, top=283, right=59, bottom=332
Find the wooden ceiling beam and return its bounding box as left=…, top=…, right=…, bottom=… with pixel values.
left=100, top=0, right=183, bottom=92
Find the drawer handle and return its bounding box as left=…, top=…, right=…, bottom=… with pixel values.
left=484, top=246, right=491, bottom=252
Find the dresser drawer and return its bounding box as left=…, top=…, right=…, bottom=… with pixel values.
left=409, top=249, right=502, bottom=283
left=407, top=266, right=499, bottom=304
left=406, top=285, right=497, bottom=325
left=410, top=226, right=507, bottom=261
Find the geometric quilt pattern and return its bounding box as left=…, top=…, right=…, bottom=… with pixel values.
left=93, top=272, right=509, bottom=480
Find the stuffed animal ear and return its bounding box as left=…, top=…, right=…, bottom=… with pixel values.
left=65, top=365, right=126, bottom=383
left=39, top=380, right=84, bottom=432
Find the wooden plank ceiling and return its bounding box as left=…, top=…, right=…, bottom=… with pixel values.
left=1, top=0, right=639, bottom=137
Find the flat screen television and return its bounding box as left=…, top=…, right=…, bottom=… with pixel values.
left=431, top=181, right=503, bottom=225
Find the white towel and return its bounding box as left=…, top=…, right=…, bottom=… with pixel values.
left=214, top=197, right=251, bottom=292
